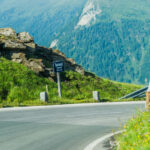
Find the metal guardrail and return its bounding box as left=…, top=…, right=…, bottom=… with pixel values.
left=119, top=86, right=148, bottom=100
left=138, top=93, right=146, bottom=98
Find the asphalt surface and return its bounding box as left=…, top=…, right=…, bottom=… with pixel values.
left=0, top=102, right=145, bottom=150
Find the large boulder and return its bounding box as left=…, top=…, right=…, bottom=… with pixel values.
left=18, top=32, right=34, bottom=43
left=0, top=28, right=17, bottom=37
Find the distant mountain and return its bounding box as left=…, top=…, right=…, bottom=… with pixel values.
left=0, top=0, right=87, bottom=46
left=1, top=0, right=150, bottom=84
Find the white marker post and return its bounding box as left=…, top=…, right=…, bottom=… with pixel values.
left=57, top=72, right=62, bottom=98
left=53, top=61, right=64, bottom=98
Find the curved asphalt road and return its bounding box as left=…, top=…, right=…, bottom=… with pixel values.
left=0, top=102, right=145, bottom=150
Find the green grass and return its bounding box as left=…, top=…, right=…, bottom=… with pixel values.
left=116, top=111, right=150, bottom=150
left=0, top=57, right=144, bottom=107
left=61, top=71, right=143, bottom=101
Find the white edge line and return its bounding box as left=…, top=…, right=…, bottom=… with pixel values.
left=84, top=130, right=125, bottom=150
left=0, top=101, right=145, bottom=112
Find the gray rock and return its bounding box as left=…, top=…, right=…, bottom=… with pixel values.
left=75, top=66, right=85, bottom=75
left=18, top=32, right=33, bottom=43
left=3, top=40, right=26, bottom=50
left=12, top=53, right=26, bottom=63
left=28, top=59, right=45, bottom=73
left=0, top=28, right=17, bottom=37
left=11, top=53, right=26, bottom=59
left=12, top=53, right=45, bottom=74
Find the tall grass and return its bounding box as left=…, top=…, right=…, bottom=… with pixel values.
left=116, top=111, right=150, bottom=150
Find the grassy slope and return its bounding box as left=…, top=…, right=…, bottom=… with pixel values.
left=116, top=111, right=150, bottom=150
left=0, top=57, right=143, bottom=107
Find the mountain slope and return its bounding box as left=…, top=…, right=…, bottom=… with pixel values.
left=52, top=0, right=150, bottom=84
left=1, top=0, right=150, bottom=84
left=0, top=0, right=87, bottom=46
left=56, top=20, right=150, bottom=84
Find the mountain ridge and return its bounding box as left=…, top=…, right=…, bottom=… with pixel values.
left=0, top=0, right=150, bottom=84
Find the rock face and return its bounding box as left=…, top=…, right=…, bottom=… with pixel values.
left=0, top=28, right=85, bottom=79
left=3, top=40, right=26, bottom=50
left=11, top=53, right=45, bottom=73
left=0, top=28, right=17, bottom=37
left=18, top=32, right=34, bottom=43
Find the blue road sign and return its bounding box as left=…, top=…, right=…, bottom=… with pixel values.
left=53, top=61, right=64, bottom=73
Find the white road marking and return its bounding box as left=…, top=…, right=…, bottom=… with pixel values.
left=0, top=101, right=145, bottom=112
left=84, top=130, right=124, bottom=150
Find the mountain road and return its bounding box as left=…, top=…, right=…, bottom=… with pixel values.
left=0, top=102, right=145, bottom=150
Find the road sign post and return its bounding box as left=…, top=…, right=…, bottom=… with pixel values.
left=53, top=61, right=64, bottom=98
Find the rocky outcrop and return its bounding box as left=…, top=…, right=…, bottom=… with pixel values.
left=3, top=40, right=26, bottom=50
left=18, top=32, right=34, bottom=43
left=0, top=28, right=17, bottom=37
left=0, top=28, right=85, bottom=79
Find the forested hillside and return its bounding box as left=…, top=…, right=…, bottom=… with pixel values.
left=1, top=0, right=150, bottom=84
left=56, top=19, right=150, bottom=84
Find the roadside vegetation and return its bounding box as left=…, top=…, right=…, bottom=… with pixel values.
left=116, top=111, right=150, bottom=150
left=0, top=57, right=144, bottom=107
